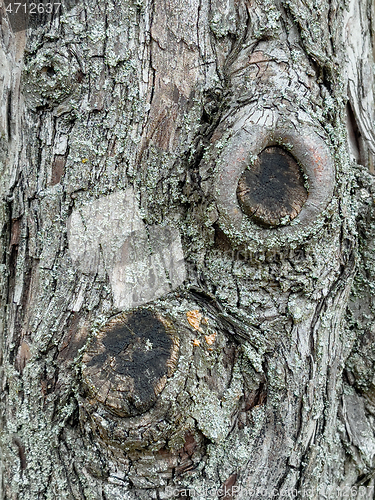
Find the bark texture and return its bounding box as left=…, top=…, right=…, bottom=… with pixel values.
left=1, top=0, right=375, bottom=498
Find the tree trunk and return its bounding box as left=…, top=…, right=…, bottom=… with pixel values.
left=1, top=0, right=375, bottom=498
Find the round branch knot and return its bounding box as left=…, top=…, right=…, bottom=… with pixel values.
left=82, top=309, right=179, bottom=417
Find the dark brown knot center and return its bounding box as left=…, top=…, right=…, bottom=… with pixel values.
left=236, top=146, right=308, bottom=227
left=82, top=309, right=179, bottom=417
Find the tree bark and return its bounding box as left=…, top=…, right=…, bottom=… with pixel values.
left=1, top=0, right=375, bottom=498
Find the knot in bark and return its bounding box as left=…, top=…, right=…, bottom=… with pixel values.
left=82, top=308, right=179, bottom=417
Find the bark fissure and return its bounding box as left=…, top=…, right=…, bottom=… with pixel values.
left=1, top=0, right=375, bottom=498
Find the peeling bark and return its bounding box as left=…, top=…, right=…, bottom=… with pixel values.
left=1, top=0, right=375, bottom=499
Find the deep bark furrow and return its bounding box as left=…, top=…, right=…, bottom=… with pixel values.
left=1, top=0, right=375, bottom=498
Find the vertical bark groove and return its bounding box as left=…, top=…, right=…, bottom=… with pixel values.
left=1, top=0, right=375, bottom=498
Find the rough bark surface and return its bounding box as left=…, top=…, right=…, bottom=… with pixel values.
left=1, top=0, right=375, bottom=498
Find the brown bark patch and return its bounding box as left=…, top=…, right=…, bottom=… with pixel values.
left=245, top=383, right=267, bottom=411
left=15, top=341, right=31, bottom=374
left=58, top=313, right=90, bottom=362
left=9, top=218, right=21, bottom=248
left=175, top=431, right=206, bottom=476
left=50, top=155, right=66, bottom=186
left=220, top=473, right=238, bottom=499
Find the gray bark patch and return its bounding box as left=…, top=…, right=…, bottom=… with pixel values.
left=67, top=189, right=186, bottom=309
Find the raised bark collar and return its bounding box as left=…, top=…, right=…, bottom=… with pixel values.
left=201, top=109, right=336, bottom=248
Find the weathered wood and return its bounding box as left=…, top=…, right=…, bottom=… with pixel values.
left=82, top=309, right=179, bottom=417
left=236, top=146, right=308, bottom=227
left=1, top=0, right=375, bottom=498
